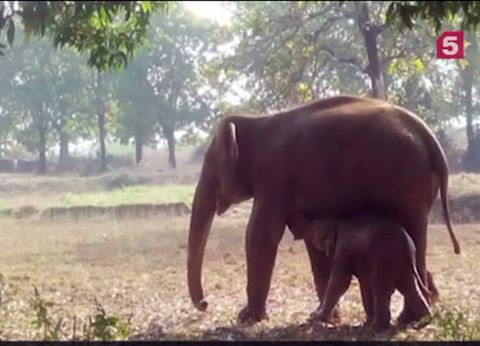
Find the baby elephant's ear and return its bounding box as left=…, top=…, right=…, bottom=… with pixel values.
left=310, top=219, right=337, bottom=253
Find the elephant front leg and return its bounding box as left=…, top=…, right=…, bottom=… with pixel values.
left=359, top=280, right=374, bottom=327
left=237, top=200, right=286, bottom=324
left=304, top=241, right=340, bottom=322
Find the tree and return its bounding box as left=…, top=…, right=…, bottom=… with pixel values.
left=458, top=32, right=480, bottom=171
left=113, top=7, right=217, bottom=168
left=0, top=1, right=176, bottom=71
left=115, top=50, right=158, bottom=165
left=221, top=1, right=435, bottom=109
left=1, top=24, right=95, bottom=173
left=382, top=2, right=480, bottom=171
left=45, top=46, right=92, bottom=169
left=386, top=1, right=480, bottom=33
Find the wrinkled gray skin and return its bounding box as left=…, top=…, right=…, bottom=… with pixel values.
left=292, top=214, right=434, bottom=330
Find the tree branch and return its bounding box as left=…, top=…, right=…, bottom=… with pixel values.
left=381, top=47, right=408, bottom=65
left=372, top=23, right=389, bottom=35
left=316, top=45, right=366, bottom=73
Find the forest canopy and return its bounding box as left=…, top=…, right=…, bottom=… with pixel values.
left=1, top=1, right=480, bottom=173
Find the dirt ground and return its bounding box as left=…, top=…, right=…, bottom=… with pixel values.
left=0, top=199, right=478, bottom=341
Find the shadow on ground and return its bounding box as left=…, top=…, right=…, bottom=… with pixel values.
left=130, top=319, right=409, bottom=341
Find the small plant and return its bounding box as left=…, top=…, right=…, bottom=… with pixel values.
left=30, top=286, right=134, bottom=341
left=60, top=192, right=75, bottom=206
left=30, top=286, right=64, bottom=341
left=431, top=306, right=480, bottom=341
left=83, top=298, right=133, bottom=341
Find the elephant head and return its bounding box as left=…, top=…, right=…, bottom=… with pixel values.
left=303, top=218, right=339, bottom=258
left=187, top=115, right=257, bottom=311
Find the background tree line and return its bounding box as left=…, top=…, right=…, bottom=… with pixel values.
left=0, top=1, right=479, bottom=173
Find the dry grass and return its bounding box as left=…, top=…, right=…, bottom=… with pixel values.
left=0, top=199, right=479, bottom=341
left=449, top=173, right=480, bottom=197
left=0, top=161, right=479, bottom=341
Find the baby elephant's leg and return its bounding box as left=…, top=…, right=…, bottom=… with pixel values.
left=358, top=279, right=375, bottom=327
left=371, top=270, right=395, bottom=331
left=372, top=288, right=394, bottom=330
left=310, top=261, right=352, bottom=323
left=304, top=241, right=340, bottom=322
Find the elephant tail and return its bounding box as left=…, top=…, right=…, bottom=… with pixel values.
left=424, top=125, right=461, bottom=255
left=398, top=106, right=461, bottom=255
left=437, top=159, right=461, bottom=255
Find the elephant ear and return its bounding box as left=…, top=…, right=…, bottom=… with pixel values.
left=216, top=120, right=239, bottom=214
left=310, top=218, right=338, bottom=257
left=223, top=122, right=239, bottom=168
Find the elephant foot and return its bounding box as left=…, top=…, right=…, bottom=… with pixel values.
left=363, top=316, right=374, bottom=329
left=370, top=318, right=391, bottom=332
left=237, top=305, right=268, bottom=324
left=331, top=305, right=341, bottom=323
left=308, top=305, right=341, bottom=325
left=396, top=306, right=417, bottom=326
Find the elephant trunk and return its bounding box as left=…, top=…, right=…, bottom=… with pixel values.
left=187, top=166, right=217, bottom=311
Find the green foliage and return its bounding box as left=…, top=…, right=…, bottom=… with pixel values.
left=30, top=285, right=133, bottom=341
left=87, top=299, right=133, bottom=341
left=386, top=1, right=480, bottom=33
left=431, top=306, right=480, bottom=340
left=219, top=0, right=479, bottom=132
left=30, top=286, right=64, bottom=341
left=223, top=1, right=440, bottom=115
left=0, top=1, right=177, bottom=71
left=0, top=27, right=95, bottom=161
left=0, top=0, right=478, bottom=167
left=112, top=5, right=219, bottom=162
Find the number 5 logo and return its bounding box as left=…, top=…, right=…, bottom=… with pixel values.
left=437, top=31, right=464, bottom=59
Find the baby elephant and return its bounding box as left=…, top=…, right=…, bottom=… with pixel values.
left=296, top=214, right=432, bottom=330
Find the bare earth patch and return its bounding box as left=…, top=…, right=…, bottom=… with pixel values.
left=0, top=203, right=478, bottom=341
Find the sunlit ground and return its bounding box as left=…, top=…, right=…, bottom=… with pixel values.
left=0, top=202, right=478, bottom=341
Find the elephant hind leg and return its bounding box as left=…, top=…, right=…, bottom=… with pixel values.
left=397, top=213, right=429, bottom=325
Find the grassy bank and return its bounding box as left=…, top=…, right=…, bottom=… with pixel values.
left=59, top=185, right=195, bottom=207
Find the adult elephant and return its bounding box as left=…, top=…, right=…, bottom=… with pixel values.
left=186, top=95, right=460, bottom=324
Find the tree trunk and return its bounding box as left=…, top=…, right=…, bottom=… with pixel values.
left=98, top=103, right=107, bottom=173
left=464, top=70, right=474, bottom=147
left=37, top=125, right=47, bottom=175
left=0, top=136, right=4, bottom=157
left=96, top=72, right=108, bottom=173
left=163, top=124, right=176, bottom=169
left=356, top=2, right=385, bottom=100
left=134, top=128, right=143, bottom=165
left=58, top=130, right=70, bottom=168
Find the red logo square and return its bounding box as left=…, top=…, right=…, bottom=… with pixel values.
left=437, top=31, right=465, bottom=59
